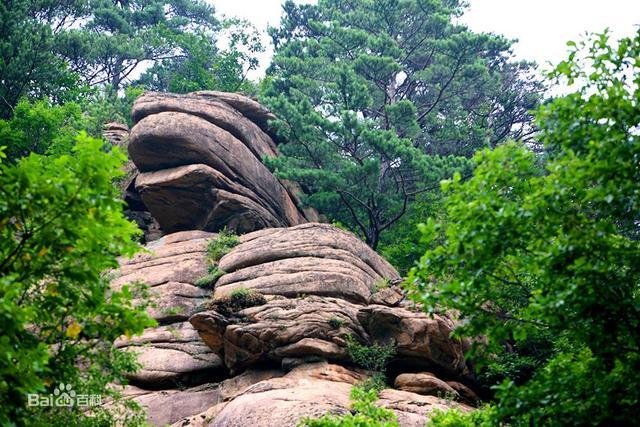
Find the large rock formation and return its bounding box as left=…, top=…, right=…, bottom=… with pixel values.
left=107, top=92, right=478, bottom=426
left=103, top=121, right=162, bottom=243
left=128, top=92, right=317, bottom=235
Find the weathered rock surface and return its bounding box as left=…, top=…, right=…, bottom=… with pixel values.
left=105, top=92, right=479, bottom=426
left=112, top=231, right=224, bottom=387
left=170, top=362, right=471, bottom=427
left=214, top=223, right=399, bottom=303
left=359, top=305, right=470, bottom=378
left=191, top=296, right=367, bottom=370
left=116, top=322, right=222, bottom=386
left=103, top=121, right=130, bottom=147
left=378, top=388, right=472, bottom=427
left=128, top=92, right=316, bottom=234
left=394, top=372, right=458, bottom=397
left=124, top=384, right=221, bottom=426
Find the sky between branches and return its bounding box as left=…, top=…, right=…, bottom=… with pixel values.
left=212, top=0, right=640, bottom=83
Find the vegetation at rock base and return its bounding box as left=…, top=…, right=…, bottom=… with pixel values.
left=0, top=135, right=155, bottom=425
left=299, top=380, right=399, bottom=427
left=346, top=336, right=395, bottom=374
left=426, top=406, right=496, bottom=427
left=407, top=29, right=640, bottom=425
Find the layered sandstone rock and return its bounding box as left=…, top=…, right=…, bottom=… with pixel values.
left=127, top=92, right=317, bottom=234
left=102, top=121, right=162, bottom=243
left=169, top=362, right=472, bottom=427
left=110, top=225, right=476, bottom=426
left=214, top=222, right=399, bottom=303
left=107, top=92, right=478, bottom=426
left=112, top=231, right=224, bottom=388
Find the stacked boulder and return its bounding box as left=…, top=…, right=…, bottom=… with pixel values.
left=109, top=92, right=478, bottom=426
left=128, top=91, right=317, bottom=235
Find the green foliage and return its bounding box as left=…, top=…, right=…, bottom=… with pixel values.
left=209, top=287, right=267, bottom=317
left=426, top=406, right=496, bottom=427
left=328, top=317, right=345, bottom=329
left=346, top=337, right=395, bottom=373
left=0, top=99, right=87, bottom=160
left=80, top=86, right=145, bottom=137
left=262, top=0, right=539, bottom=247
left=378, top=192, right=445, bottom=275
left=206, top=228, right=240, bottom=263
left=138, top=19, right=264, bottom=94
left=407, top=30, right=640, bottom=425
left=0, top=0, right=86, bottom=119
left=56, top=0, right=219, bottom=93
left=372, top=278, right=390, bottom=292
left=195, top=265, right=225, bottom=288
left=299, top=382, right=399, bottom=427
left=0, top=134, right=156, bottom=425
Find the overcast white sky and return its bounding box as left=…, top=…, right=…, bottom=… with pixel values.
left=211, top=0, right=640, bottom=78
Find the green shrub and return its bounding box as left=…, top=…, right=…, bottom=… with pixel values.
left=195, top=265, right=225, bottom=288
left=372, top=278, right=390, bottom=292
left=209, top=287, right=267, bottom=316
left=328, top=317, right=345, bottom=329
left=207, top=228, right=240, bottom=262
left=426, top=406, right=496, bottom=427
left=346, top=336, right=395, bottom=373
left=298, top=382, right=399, bottom=427
left=0, top=134, right=155, bottom=425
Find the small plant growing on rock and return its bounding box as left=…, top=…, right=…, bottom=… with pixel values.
left=208, top=287, right=267, bottom=317
left=346, top=336, right=395, bottom=373
left=195, top=265, right=226, bottom=288
left=328, top=316, right=344, bottom=329
left=207, top=227, right=240, bottom=262
left=195, top=229, right=238, bottom=287
left=372, top=278, right=391, bottom=292
left=299, top=381, right=399, bottom=426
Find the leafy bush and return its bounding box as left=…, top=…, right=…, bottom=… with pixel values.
left=298, top=382, right=399, bottom=427
left=328, top=317, right=345, bottom=329
left=206, top=228, right=240, bottom=262
left=407, top=30, right=640, bottom=425
left=0, top=134, right=155, bottom=425
left=346, top=336, right=395, bottom=373
left=195, top=265, right=226, bottom=288
left=426, top=406, right=496, bottom=427
left=0, top=99, right=87, bottom=160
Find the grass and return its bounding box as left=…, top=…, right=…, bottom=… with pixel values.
left=372, top=277, right=391, bottom=292
left=208, top=287, right=267, bottom=316
left=207, top=228, right=240, bottom=262
left=194, top=229, right=239, bottom=288
left=195, top=265, right=225, bottom=288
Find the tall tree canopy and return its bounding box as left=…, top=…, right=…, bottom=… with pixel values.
left=409, top=29, right=640, bottom=425
left=262, top=0, right=542, bottom=248
left=56, top=0, right=218, bottom=93
left=0, top=0, right=257, bottom=120
left=137, top=18, right=265, bottom=94
left=0, top=0, right=86, bottom=118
